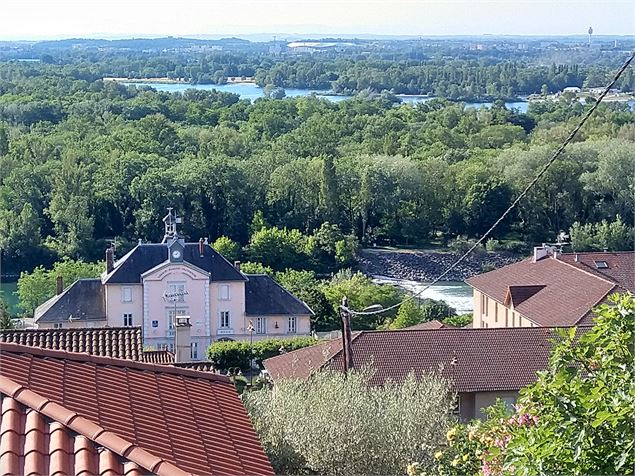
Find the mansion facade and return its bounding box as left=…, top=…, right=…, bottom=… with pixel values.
left=34, top=210, right=313, bottom=358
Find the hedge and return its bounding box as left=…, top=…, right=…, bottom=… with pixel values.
left=207, top=336, right=321, bottom=371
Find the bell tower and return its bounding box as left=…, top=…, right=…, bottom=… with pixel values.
left=162, top=208, right=182, bottom=243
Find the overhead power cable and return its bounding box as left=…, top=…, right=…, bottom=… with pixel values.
left=350, top=51, right=635, bottom=317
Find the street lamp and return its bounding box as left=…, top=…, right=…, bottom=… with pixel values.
left=247, top=320, right=255, bottom=386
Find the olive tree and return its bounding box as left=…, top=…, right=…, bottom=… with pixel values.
left=243, top=368, right=455, bottom=475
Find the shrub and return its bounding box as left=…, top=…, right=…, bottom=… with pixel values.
left=485, top=238, right=529, bottom=254
left=244, top=368, right=454, bottom=475
left=410, top=293, right=635, bottom=476
left=448, top=236, right=485, bottom=255
left=207, top=336, right=320, bottom=371
left=442, top=314, right=472, bottom=328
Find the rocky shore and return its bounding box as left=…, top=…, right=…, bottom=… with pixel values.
left=357, top=248, right=521, bottom=282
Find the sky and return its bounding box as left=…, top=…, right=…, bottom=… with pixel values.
left=1, top=0, right=633, bottom=40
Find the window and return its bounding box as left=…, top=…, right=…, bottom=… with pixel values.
left=288, top=316, right=297, bottom=334
left=219, top=311, right=230, bottom=328
left=481, top=294, right=485, bottom=314
left=159, top=343, right=175, bottom=352
left=123, top=313, right=133, bottom=327
left=53, top=323, right=63, bottom=329
left=167, top=282, right=186, bottom=302
left=501, top=396, right=516, bottom=410
left=256, top=317, right=266, bottom=334
left=494, top=304, right=498, bottom=323
left=511, top=312, right=516, bottom=327
left=218, top=284, right=230, bottom=301
left=191, top=342, right=199, bottom=360
left=167, top=308, right=186, bottom=329
left=505, top=308, right=509, bottom=327
left=594, top=260, right=608, bottom=269
left=152, top=320, right=159, bottom=328
left=122, top=286, right=133, bottom=303
left=484, top=296, right=489, bottom=316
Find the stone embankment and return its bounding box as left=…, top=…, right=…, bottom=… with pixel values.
left=357, top=248, right=521, bottom=282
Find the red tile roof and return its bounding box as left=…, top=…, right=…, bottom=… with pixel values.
left=0, top=343, right=274, bottom=476
left=405, top=319, right=455, bottom=330
left=264, top=327, right=584, bottom=393
left=558, top=251, right=634, bottom=292
left=0, top=328, right=217, bottom=372
left=466, top=255, right=621, bottom=326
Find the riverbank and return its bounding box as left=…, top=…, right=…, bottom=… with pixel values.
left=357, top=248, right=521, bottom=282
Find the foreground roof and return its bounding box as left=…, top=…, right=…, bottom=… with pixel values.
left=103, top=243, right=247, bottom=284
left=466, top=253, right=623, bottom=326
left=0, top=327, right=145, bottom=360
left=34, top=278, right=105, bottom=324
left=264, top=327, right=585, bottom=393
left=0, top=327, right=216, bottom=370
left=0, top=343, right=274, bottom=475
left=245, top=274, right=314, bottom=316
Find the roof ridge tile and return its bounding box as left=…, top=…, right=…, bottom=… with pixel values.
left=0, top=343, right=229, bottom=384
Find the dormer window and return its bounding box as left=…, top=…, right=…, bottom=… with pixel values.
left=594, top=260, right=608, bottom=269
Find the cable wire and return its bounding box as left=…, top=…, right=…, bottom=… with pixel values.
left=349, top=51, right=635, bottom=316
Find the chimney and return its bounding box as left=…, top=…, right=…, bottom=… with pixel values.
left=174, top=315, right=192, bottom=363
left=234, top=261, right=241, bottom=271
left=198, top=237, right=204, bottom=257
left=533, top=245, right=550, bottom=263
left=574, top=254, right=579, bottom=262
left=105, top=247, right=114, bottom=274
left=56, top=276, right=64, bottom=295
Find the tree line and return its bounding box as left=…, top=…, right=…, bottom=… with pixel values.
left=0, top=61, right=633, bottom=277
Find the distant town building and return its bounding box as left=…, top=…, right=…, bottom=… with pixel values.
left=263, top=326, right=584, bottom=420
left=466, top=248, right=633, bottom=329
left=34, top=209, right=314, bottom=356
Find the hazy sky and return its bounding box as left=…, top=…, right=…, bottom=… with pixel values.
left=1, top=0, right=633, bottom=40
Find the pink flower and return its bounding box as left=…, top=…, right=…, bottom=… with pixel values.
left=532, top=415, right=539, bottom=425
left=482, top=461, right=492, bottom=476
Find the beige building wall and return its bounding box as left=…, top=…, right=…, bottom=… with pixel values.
left=472, top=289, right=536, bottom=328
left=459, top=391, right=519, bottom=421
left=105, top=284, right=143, bottom=328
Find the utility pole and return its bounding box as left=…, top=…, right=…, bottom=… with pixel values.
left=339, top=296, right=354, bottom=373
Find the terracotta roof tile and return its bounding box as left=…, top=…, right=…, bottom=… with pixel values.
left=264, top=327, right=588, bottom=393
left=466, top=254, right=621, bottom=326
left=559, top=251, right=634, bottom=292
left=0, top=343, right=274, bottom=476
left=405, top=319, right=455, bottom=330
left=1, top=327, right=218, bottom=372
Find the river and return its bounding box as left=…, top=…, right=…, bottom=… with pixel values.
left=373, top=276, right=473, bottom=315
left=122, top=81, right=530, bottom=112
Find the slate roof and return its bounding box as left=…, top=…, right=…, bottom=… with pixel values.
left=34, top=279, right=106, bottom=324
left=103, top=243, right=247, bottom=284
left=0, top=343, right=274, bottom=476
left=466, top=254, right=621, bottom=326
left=244, top=274, right=314, bottom=316
left=264, top=327, right=585, bottom=393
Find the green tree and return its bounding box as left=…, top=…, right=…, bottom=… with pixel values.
left=0, top=299, right=14, bottom=330
left=244, top=368, right=454, bottom=475
left=247, top=226, right=308, bottom=271
left=390, top=299, right=425, bottom=329
left=212, top=236, right=242, bottom=262
left=17, top=258, right=103, bottom=315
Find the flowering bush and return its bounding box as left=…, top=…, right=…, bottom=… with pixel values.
left=409, top=293, right=634, bottom=476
